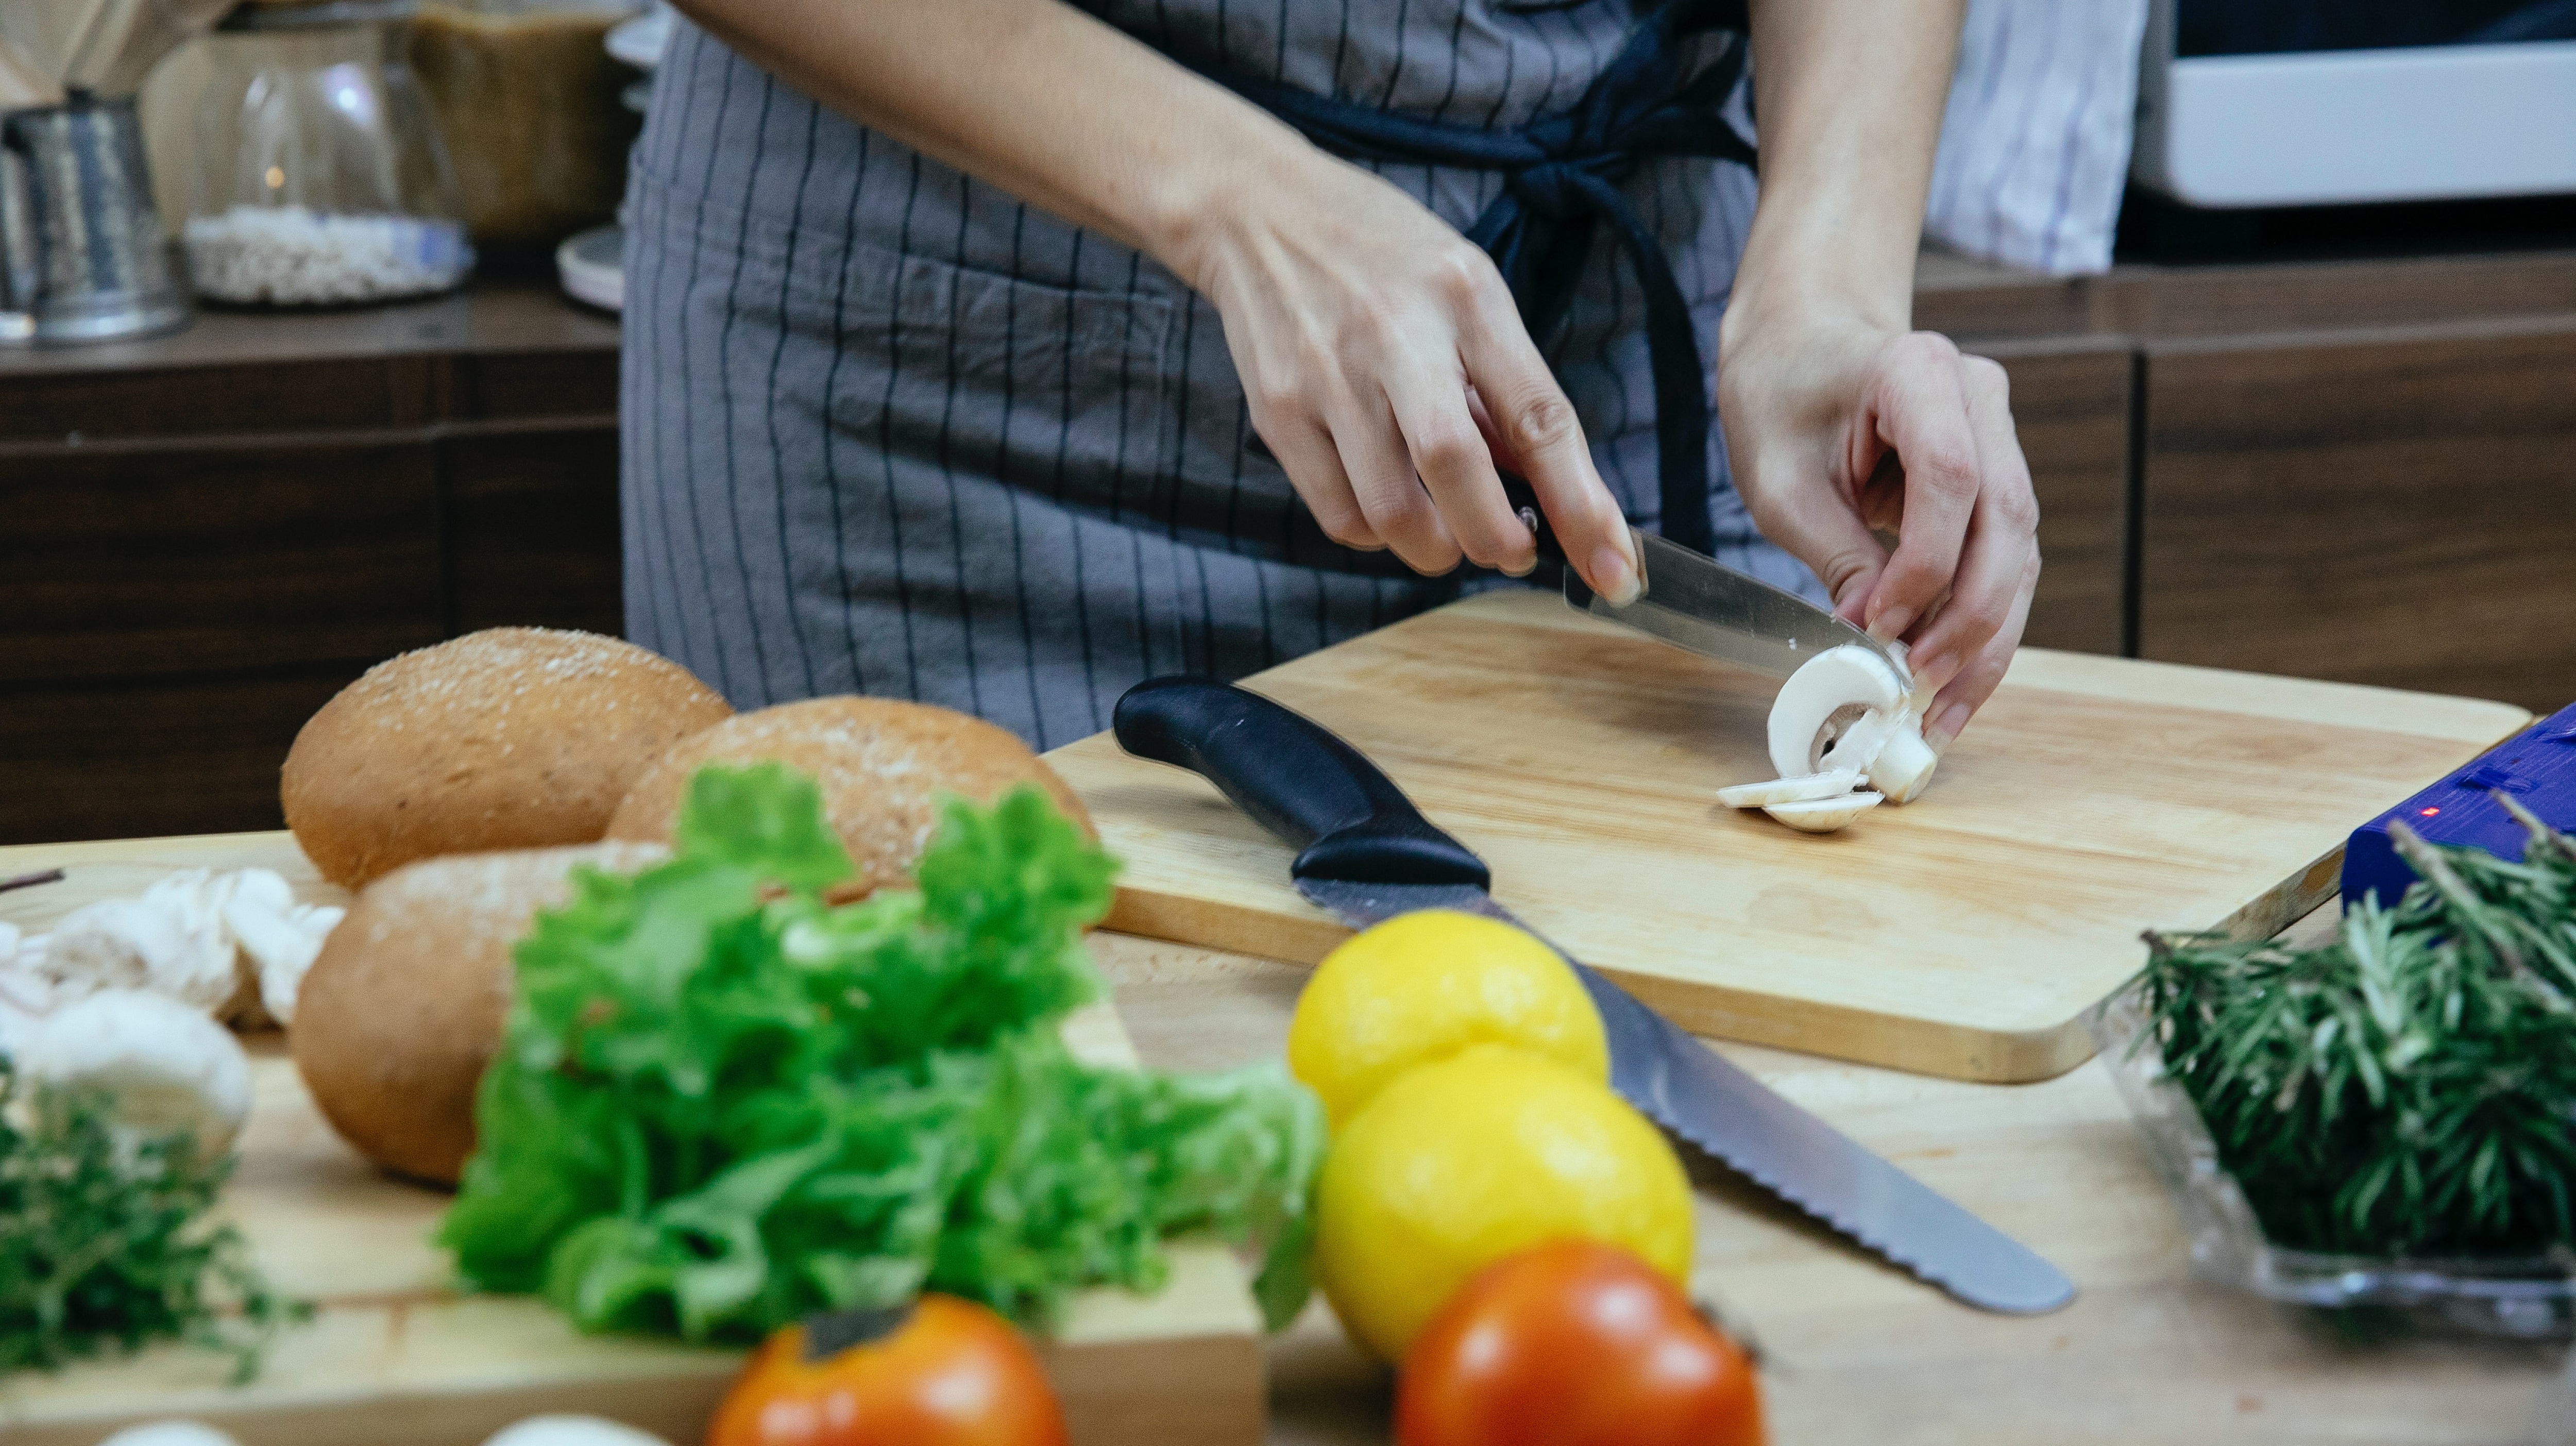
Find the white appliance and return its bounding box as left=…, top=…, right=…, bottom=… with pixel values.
left=2131, top=0, right=2576, bottom=208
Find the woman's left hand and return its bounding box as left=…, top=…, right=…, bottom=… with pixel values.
left=1717, top=308, right=2041, bottom=751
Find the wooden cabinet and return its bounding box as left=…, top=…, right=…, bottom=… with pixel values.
left=2137, top=320, right=2576, bottom=713
left=0, top=286, right=621, bottom=845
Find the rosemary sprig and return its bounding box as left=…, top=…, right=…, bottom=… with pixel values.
left=0, top=1062, right=306, bottom=1383
left=2140, top=799, right=2576, bottom=1259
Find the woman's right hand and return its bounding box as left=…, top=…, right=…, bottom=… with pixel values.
left=1166, top=151, right=1645, bottom=603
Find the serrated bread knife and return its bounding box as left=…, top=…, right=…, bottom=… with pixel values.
left=1113, top=676, right=2076, bottom=1316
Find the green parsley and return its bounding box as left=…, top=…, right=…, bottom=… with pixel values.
left=0, top=1066, right=303, bottom=1382
left=438, top=763, right=1323, bottom=1340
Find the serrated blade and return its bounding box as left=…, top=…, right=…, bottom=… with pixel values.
left=1296, top=877, right=2077, bottom=1316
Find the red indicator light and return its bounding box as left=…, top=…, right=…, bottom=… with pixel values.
left=2419, top=806, right=2441, bottom=816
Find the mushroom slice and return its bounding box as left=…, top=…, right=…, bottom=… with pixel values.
left=1768, top=646, right=1908, bottom=778
left=1763, top=792, right=1885, bottom=833
left=1866, top=720, right=1940, bottom=804
left=1716, top=769, right=1862, bottom=810
left=16, top=988, right=253, bottom=1159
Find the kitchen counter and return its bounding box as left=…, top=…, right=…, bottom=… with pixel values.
left=0, top=826, right=2566, bottom=1442
left=1091, top=919, right=2572, bottom=1445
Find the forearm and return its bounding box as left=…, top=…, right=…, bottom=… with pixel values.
left=1721, top=0, right=1963, bottom=355
left=668, top=0, right=1306, bottom=273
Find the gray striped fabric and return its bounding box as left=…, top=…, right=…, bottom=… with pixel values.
left=623, top=0, right=1810, bottom=750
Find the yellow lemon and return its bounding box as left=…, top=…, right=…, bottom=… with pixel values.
left=1287, top=909, right=1607, bottom=1128
left=1313, top=1043, right=1693, bottom=1361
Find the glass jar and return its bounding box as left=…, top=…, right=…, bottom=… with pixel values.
left=183, top=1, right=473, bottom=307
left=408, top=0, right=643, bottom=250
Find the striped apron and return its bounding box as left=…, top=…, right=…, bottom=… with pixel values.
left=623, top=0, right=1810, bottom=751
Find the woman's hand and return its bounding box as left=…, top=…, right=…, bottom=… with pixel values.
left=1167, top=154, right=1643, bottom=603
left=1717, top=309, right=2040, bottom=750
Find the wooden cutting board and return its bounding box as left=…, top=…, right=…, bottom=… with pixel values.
left=1046, top=590, right=2533, bottom=1083
left=0, top=834, right=1263, bottom=1446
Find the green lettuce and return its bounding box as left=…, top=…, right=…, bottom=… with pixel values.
left=437, top=763, right=1321, bottom=1338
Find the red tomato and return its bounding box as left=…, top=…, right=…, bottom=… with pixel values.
left=707, top=1295, right=1069, bottom=1446
left=1395, top=1239, right=1764, bottom=1446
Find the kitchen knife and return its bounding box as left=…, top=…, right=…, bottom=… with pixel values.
left=1502, top=475, right=1905, bottom=681
left=1113, top=676, right=2077, bottom=1316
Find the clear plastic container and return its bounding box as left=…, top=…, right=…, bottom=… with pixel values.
left=2088, top=978, right=2576, bottom=1339
left=183, top=1, right=472, bottom=306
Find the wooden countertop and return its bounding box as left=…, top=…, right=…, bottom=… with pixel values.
left=0, top=280, right=618, bottom=379
left=0, top=833, right=2567, bottom=1440
left=1092, top=922, right=2573, bottom=1445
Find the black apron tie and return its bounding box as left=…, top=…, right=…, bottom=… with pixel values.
left=1176, top=0, right=1756, bottom=556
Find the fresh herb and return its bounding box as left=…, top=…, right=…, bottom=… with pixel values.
left=2140, top=797, right=2576, bottom=1258
left=0, top=1065, right=304, bottom=1382
left=438, top=763, right=1324, bottom=1340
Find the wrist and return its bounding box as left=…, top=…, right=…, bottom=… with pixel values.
left=1124, top=115, right=1323, bottom=291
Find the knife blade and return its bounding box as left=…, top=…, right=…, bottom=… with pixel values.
left=1112, top=677, right=2076, bottom=1316
left=1499, top=475, right=1905, bottom=681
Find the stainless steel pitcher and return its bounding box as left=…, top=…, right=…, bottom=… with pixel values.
left=0, top=95, right=191, bottom=345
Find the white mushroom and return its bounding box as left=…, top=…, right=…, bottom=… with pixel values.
left=1768, top=646, right=1907, bottom=778
left=481, top=1417, right=675, bottom=1446
left=29, top=898, right=236, bottom=1013
left=0, top=963, right=53, bottom=1060
left=223, top=895, right=344, bottom=1026
left=97, top=1423, right=243, bottom=1446
left=1865, top=725, right=1940, bottom=804
left=15, top=989, right=253, bottom=1159
left=1766, top=644, right=1939, bottom=807
left=1763, top=792, right=1885, bottom=833
left=1716, top=769, right=1863, bottom=810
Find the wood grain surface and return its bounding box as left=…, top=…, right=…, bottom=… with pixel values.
left=1086, top=929, right=2575, bottom=1446
left=2139, top=318, right=2576, bottom=715
left=1047, top=590, right=2529, bottom=1082
left=0, top=833, right=1265, bottom=1446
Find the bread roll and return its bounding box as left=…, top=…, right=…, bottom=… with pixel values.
left=290, top=842, right=665, bottom=1185
left=284, top=629, right=730, bottom=888
left=605, top=696, right=1093, bottom=895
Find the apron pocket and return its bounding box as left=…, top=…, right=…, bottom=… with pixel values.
left=796, top=245, right=1180, bottom=525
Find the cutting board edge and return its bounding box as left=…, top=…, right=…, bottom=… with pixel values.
left=0, top=1318, right=1262, bottom=1446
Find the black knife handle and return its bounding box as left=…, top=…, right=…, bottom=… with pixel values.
left=1500, top=472, right=1609, bottom=606
left=1112, top=676, right=1491, bottom=888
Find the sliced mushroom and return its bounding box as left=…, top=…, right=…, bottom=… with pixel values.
left=1762, top=792, right=1885, bottom=833
left=1768, top=646, right=1907, bottom=779
left=1716, top=769, right=1862, bottom=810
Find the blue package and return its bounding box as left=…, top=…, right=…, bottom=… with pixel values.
left=2341, top=698, right=2576, bottom=910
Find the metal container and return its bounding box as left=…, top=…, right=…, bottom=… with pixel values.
left=0, top=95, right=192, bottom=345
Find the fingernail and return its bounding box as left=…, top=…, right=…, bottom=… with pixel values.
left=1502, top=554, right=1537, bottom=579
left=1926, top=700, right=1971, bottom=752
left=1591, top=543, right=1641, bottom=606
left=1918, top=651, right=1961, bottom=693
left=1868, top=604, right=1916, bottom=643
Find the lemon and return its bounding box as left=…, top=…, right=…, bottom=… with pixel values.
left=1313, top=1044, right=1693, bottom=1361
left=1287, top=909, right=1607, bottom=1128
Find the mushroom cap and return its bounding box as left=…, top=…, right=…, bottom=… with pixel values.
left=480, top=1416, right=675, bottom=1446
left=16, top=988, right=253, bottom=1158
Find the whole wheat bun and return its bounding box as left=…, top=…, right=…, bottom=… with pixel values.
left=283, top=629, right=731, bottom=888
left=605, top=696, right=1093, bottom=895
left=290, top=842, right=667, bottom=1185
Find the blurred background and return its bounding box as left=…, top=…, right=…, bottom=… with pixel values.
left=0, top=0, right=2571, bottom=845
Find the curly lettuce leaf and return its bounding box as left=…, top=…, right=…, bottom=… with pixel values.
left=437, top=764, right=1321, bottom=1340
